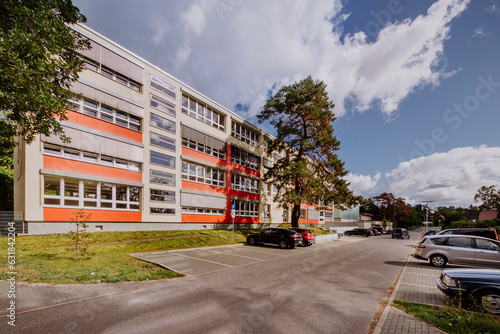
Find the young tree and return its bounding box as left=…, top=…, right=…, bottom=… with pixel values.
left=69, top=209, right=91, bottom=261
left=0, top=0, right=90, bottom=145
left=257, top=76, right=362, bottom=227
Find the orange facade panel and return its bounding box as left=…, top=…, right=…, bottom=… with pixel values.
left=181, top=180, right=228, bottom=196
left=44, top=208, right=141, bottom=222
left=181, top=214, right=229, bottom=224
left=65, top=109, right=142, bottom=143
left=44, top=155, right=142, bottom=183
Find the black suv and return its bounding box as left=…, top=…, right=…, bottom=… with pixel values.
left=437, top=228, right=498, bottom=241
left=392, top=228, right=410, bottom=239
left=344, top=228, right=372, bottom=237
left=246, top=228, right=302, bottom=249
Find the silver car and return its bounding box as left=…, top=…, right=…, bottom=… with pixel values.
left=414, top=234, right=500, bottom=267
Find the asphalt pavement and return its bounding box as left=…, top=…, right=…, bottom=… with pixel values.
left=0, top=231, right=450, bottom=333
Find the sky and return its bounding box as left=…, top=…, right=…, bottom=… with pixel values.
left=72, top=0, right=500, bottom=210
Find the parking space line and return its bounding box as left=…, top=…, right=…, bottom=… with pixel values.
left=174, top=253, right=235, bottom=268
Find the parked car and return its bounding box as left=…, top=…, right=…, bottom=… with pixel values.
left=246, top=228, right=302, bottom=249
left=414, top=234, right=500, bottom=267
left=372, top=226, right=384, bottom=234
left=437, top=228, right=498, bottom=241
left=392, top=228, right=410, bottom=239
left=344, top=228, right=372, bottom=237
left=437, top=268, right=500, bottom=314
left=370, top=227, right=381, bottom=235
left=289, top=228, right=316, bottom=246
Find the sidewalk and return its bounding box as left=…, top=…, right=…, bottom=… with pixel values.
left=374, top=246, right=448, bottom=334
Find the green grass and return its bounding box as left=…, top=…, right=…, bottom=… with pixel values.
left=0, top=229, right=253, bottom=284
left=393, top=299, right=500, bottom=334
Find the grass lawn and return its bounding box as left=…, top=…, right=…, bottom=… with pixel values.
left=0, top=229, right=252, bottom=284
left=393, top=299, right=500, bottom=334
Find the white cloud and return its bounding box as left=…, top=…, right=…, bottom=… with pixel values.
left=345, top=173, right=380, bottom=196
left=181, top=3, right=206, bottom=36
left=356, top=146, right=500, bottom=208
left=166, top=0, right=470, bottom=120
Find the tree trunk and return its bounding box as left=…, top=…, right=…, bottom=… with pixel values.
left=291, top=203, right=301, bottom=228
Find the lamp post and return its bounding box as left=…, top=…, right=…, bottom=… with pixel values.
left=420, top=200, right=435, bottom=227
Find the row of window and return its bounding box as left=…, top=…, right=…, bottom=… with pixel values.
left=231, top=200, right=259, bottom=217
left=75, top=97, right=141, bottom=132
left=181, top=161, right=225, bottom=187
left=231, top=146, right=261, bottom=171
left=84, top=61, right=141, bottom=92
left=43, top=176, right=140, bottom=210
left=182, top=95, right=226, bottom=131
left=232, top=122, right=259, bottom=147
left=231, top=174, right=259, bottom=194
left=181, top=207, right=225, bottom=215
left=43, top=144, right=142, bottom=172
left=181, top=137, right=226, bottom=160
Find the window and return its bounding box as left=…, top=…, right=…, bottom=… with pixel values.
left=299, top=209, right=306, bottom=219
left=83, top=59, right=142, bottom=92
left=430, top=237, right=447, bottom=245
left=150, top=169, right=176, bottom=186
left=263, top=183, right=270, bottom=196
left=150, top=207, right=175, bottom=215
left=263, top=204, right=270, bottom=218
left=447, top=237, right=472, bottom=248
left=232, top=122, right=259, bottom=147
left=181, top=95, right=225, bottom=131
left=150, top=189, right=175, bottom=203
left=181, top=161, right=225, bottom=187
left=231, top=146, right=261, bottom=170
left=150, top=151, right=175, bottom=169
left=150, top=113, right=175, bottom=133
left=231, top=173, right=259, bottom=193
left=73, top=97, right=142, bottom=132
left=43, top=144, right=142, bottom=172
left=43, top=176, right=140, bottom=210
left=476, top=239, right=500, bottom=251
left=181, top=124, right=226, bottom=159
left=181, top=207, right=225, bottom=215
left=150, top=132, right=175, bottom=151
left=150, top=76, right=176, bottom=99
left=150, top=94, right=176, bottom=117
left=231, top=199, right=258, bottom=217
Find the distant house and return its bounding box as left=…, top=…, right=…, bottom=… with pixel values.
left=360, top=213, right=373, bottom=221
left=478, top=210, right=499, bottom=221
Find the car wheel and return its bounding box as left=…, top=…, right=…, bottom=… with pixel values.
left=278, top=239, right=288, bottom=249
left=346, top=232, right=350, bottom=236
left=392, top=235, right=394, bottom=239
left=363, top=233, right=368, bottom=237
left=474, top=290, right=500, bottom=315
left=247, top=237, right=256, bottom=245
left=430, top=254, right=447, bottom=267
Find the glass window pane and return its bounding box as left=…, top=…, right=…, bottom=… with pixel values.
left=64, top=179, right=79, bottom=197
left=116, top=185, right=127, bottom=201
left=84, top=180, right=97, bottom=199
left=44, top=176, right=60, bottom=196
left=101, top=183, right=113, bottom=200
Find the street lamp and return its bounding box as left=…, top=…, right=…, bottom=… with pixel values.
left=420, top=200, right=435, bottom=227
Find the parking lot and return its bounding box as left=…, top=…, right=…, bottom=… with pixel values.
left=129, top=239, right=363, bottom=276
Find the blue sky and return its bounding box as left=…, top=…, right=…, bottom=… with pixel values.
left=73, top=0, right=500, bottom=209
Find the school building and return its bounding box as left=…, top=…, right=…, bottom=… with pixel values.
left=13, top=24, right=352, bottom=234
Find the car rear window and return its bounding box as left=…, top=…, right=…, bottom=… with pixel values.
left=430, top=237, right=447, bottom=245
